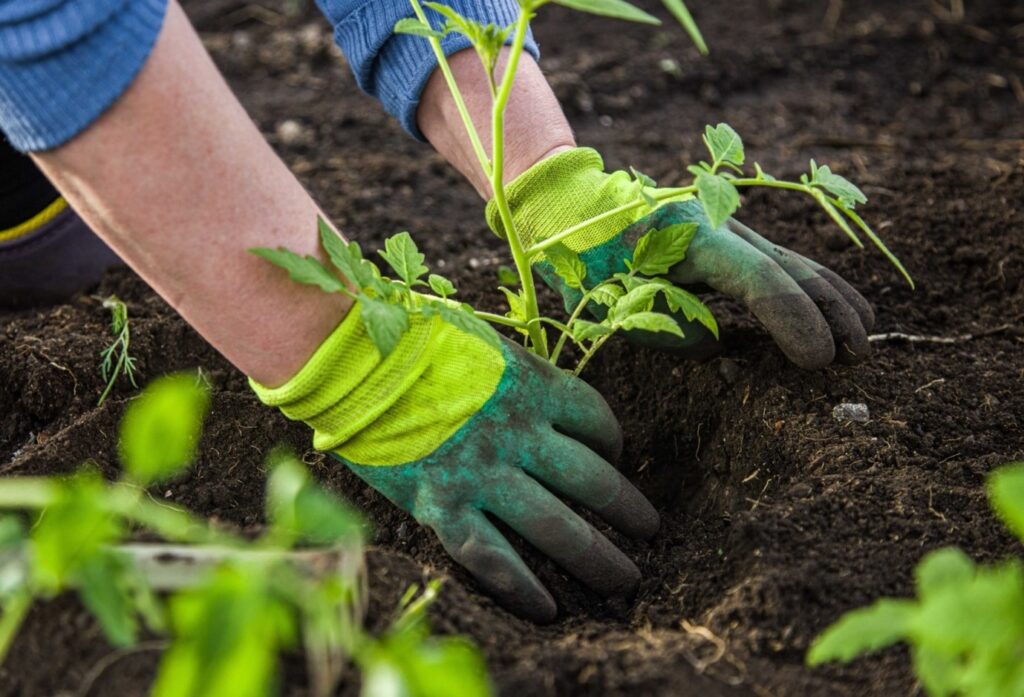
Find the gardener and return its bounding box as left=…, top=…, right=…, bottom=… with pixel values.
left=0, top=0, right=874, bottom=621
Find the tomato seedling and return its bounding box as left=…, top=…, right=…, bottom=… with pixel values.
left=256, top=0, right=911, bottom=374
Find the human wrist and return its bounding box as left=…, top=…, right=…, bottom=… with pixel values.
left=419, top=50, right=575, bottom=199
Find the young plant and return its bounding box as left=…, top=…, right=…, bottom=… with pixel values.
left=807, top=462, right=1024, bottom=696
left=256, top=0, right=911, bottom=375
left=0, top=374, right=491, bottom=697
left=97, top=294, right=139, bottom=405
left=252, top=220, right=500, bottom=358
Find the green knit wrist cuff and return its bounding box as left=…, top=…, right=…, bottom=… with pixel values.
left=250, top=303, right=439, bottom=453
left=485, top=147, right=641, bottom=255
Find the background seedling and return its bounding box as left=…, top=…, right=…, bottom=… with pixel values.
left=97, top=295, right=139, bottom=405
left=0, top=375, right=491, bottom=697
left=807, top=462, right=1024, bottom=696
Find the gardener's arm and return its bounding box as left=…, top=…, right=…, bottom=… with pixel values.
left=22, top=2, right=348, bottom=387
left=1, top=0, right=656, bottom=621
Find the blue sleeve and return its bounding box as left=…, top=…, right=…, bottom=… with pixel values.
left=316, top=0, right=539, bottom=140
left=0, top=0, right=168, bottom=152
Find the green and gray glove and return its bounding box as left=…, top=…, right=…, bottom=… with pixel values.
left=252, top=302, right=658, bottom=623
left=487, top=148, right=876, bottom=369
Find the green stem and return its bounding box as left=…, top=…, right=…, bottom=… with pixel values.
left=548, top=280, right=615, bottom=366
left=474, top=310, right=527, bottom=330
left=526, top=186, right=694, bottom=256
left=408, top=0, right=491, bottom=178
left=0, top=591, right=32, bottom=664
left=490, top=8, right=548, bottom=358
left=573, top=332, right=615, bottom=377
left=0, top=478, right=59, bottom=508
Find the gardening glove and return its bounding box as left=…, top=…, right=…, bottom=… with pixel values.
left=251, top=301, right=659, bottom=623
left=487, top=148, right=876, bottom=369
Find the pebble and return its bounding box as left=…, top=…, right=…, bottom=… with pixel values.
left=718, top=357, right=741, bottom=384
left=832, top=402, right=870, bottom=423
left=276, top=119, right=308, bottom=146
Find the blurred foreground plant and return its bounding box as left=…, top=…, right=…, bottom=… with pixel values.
left=808, top=463, right=1024, bottom=697
left=0, top=374, right=491, bottom=697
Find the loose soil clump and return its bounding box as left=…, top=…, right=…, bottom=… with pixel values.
left=2, top=1, right=1022, bottom=695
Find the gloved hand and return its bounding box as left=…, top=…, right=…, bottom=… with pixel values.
left=252, top=301, right=658, bottom=623
left=487, top=148, right=876, bottom=369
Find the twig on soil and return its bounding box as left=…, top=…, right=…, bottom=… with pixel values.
left=74, top=641, right=168, bottom=697
left=680, top=619, right=726, bottom=673
left=869, top=324, right=1012, bottom=345
left=914, top=378, right=946, bottom=394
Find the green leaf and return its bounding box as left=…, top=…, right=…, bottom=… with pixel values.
left=912, top=645, right=959, bottom=697
left=30, top=472, right=121, bottom=593
left=915, top=548, right=976, bottom=600
left=379, top=232, right=430, bottom=286
left=318, top=218, right=379, bottom=290
left=703, top=123, right=745, bottom=169
left=551, top=0, right=661, bottom=25
left=0, top=516, right=28, bottom=599
left=660, top=286, right=718, bottom=338
left=694, top=171, right=740, bottom=229
left=428, top=274, right=457, bottom=299
left=630, top=223, right=698, bottom=276
left=810, top=161, right=867, bottom=208
left=629, top=167, right=657, bottom=188
left=572, top=320, right=613, bottom=343
left=806, top=599, right=915, bottom=666
left=839, top=206, right=914, bottom=289
left=543, top=243, right=587, bottom=291
left=119, top=374, right=210, bottom=485
left=422, top=302, right=501, bottom=351
left=266, top=450, right=364, bottom=548
left=497, top=265, right=520, bottom=287
left=589, top=284, right=624, bottom=307
left=393, top=17, right=445, bottom=38
left=358, top=295, right=410, bottom=357
left=76, top=551, right=139, bottom=647
left=608, top=283, right=661, bottom=323
left=989, top=463, right=1024, bottom=543
left=498, top=287, right=525, bottom=320
left=249, top=248, right=345, bottom=295
left=660, top=0, right=708, bottom=54
left=366, top=635, right=493, bottom=697
left=153, top=565, right=297, bottom=697
left=618, top=312, right=684, bottom=338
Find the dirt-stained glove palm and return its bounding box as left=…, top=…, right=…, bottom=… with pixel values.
left=252, top=303, right=658, bottom=623
left=487, top=148, right=876, bottom=369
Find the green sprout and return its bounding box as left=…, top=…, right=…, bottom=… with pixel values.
left=808, top=463, right=1024, bottom=696
left=97, top=295, right=139, bottom=406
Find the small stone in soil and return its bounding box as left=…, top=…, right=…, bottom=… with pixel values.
left=832, top=402, right=870, bottom=423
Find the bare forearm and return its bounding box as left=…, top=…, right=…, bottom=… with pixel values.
left=417, top=49, right=575, bottom=198
left=32, top=1, right=349, bottom=387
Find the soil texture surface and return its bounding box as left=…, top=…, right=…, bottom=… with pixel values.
left=2, top=0, right=1022, bottom=695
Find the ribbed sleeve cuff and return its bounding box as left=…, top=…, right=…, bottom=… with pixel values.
left=0, top=0, right=168, bottom=152
left=324, top=0, right=539, bottom=140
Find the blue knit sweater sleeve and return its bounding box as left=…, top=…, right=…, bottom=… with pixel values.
left=315, top=0, right=539, bottom=140
left=0, top=0, right=168, bottom=152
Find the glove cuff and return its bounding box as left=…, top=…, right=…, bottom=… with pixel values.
left=485, top=147, right=640, bottom=256
left=250, top=303, right=439, bottom=453
left=250, top=300, right=505, bottom=466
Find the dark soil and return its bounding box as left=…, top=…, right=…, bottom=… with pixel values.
left=2, top=0, right=1023, bottom=695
